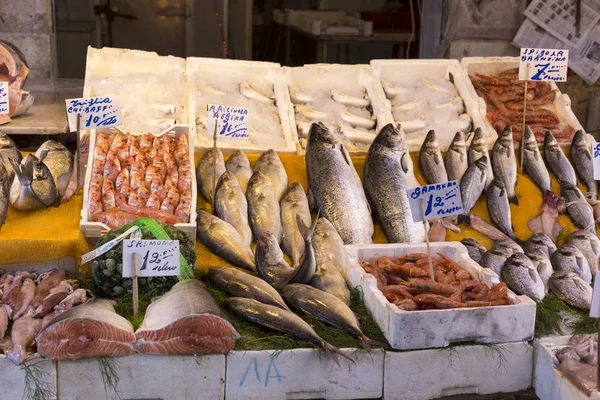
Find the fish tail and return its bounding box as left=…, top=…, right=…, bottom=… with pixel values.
left=457, top=214, right=471, bottom=226
left=509, top=194, right=519, bottom=205
left=296, top=211, right=319, bottom=240
left=321, top=340, right=356, bottom=366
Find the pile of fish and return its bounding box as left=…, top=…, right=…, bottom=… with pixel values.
left=0, top=40, right=34, bottom=125
left=553, top=334, right=597, bottom=395
left=381, top=74, right=471, bottom=150
left=469, top=68, right=574, bottom=142
left=88, top=132, right=193, bottom=228
left=0, top=269, right=89, bottom=365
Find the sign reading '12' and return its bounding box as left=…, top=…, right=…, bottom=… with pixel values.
left=207, top=104, right=250, bottom=139
left=65, top=96, right=122, bottom=132
left=122, top=239, right=180, bottom=278
left=519, top=48, right=569, bottom=82
left=407, top=181, right=463, bottom=223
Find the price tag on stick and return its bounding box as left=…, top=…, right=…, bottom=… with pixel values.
left=0, top=81, right=9, bottom=115
left=65, top=96, right=122, bottom=132
left=122, top=240, right=180, bottom=278
left=207, top=104, right=250, bottom=139
left=407, top=181, right=463, bottom=223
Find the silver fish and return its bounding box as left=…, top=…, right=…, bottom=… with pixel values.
left=528, top=190, right=565, bottom=242
left=568, top=229, right=600, bottom=274
left=289, top=215, right=318, bottom=284
left=460, top=238, right=486, bottom=264
left=280, top=183, right=311, bottom=267
left=331, top=89, right=369, bottom=108
left=561, top=180, right=595, bottom=231
left=500, top=253, right=545, bottom=302
left=340, top=111, right=375, bottom=130
left=306, top=122, right=373, bottom=245
left=196, top=210, right=255, bottom=271
left=309, top=261, right=350, bottom=306
left=551, top=244, right=592, bottom=284
left=467, top=128, right=494, bottom=189
left=486, top=177, right=519, bottom=242
left=491, top=126, right=518, bottom=205
left=494, top=238, right=524, bottom=255
left=549, top=272, right=592, bottom=311
left=444, top=131, right=468, bottom=182
left=196, top=148, right=226, bottom=203
left=215, top=171, right=252, bottom=247
left=0, top=162, right=8, bottom=228
left=296, top=104, right=329, bottom=121
left=419, top=130, right=448, bottom=184
left=459, top=156, right=488, bottom=222
left=255, top=232, right=295, bottom=289
left=521, top=125, right=551, bottom=194
left=247, top=170, right=283, bottom=242
left=313, top=217, right=350, bottom=282
left=480, top=245, right=513, bottom=276
left=522, top=232, right=557, bottom=260
left=35, top=140, right=73, bottom=198
left=0, top=131, right=22, bottom=182
left=225, top=150, right=252, bottom=194
left=253, top=149, right=288, bottom=201
left=544, top=131, right=577, bottom=186
left=9, top=154, right=58, bottom=211
left=525, top=248, right=553, bottom=294
left=571, top=130, right=596, bottom=198
left=240, top=81, right=273, bottom=104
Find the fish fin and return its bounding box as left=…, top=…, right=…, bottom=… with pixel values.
left=296, top=212, right=319, bottom=240
left=339, top=144, right=352, bottom=166
left=457, top=214, right=471, bottom=226
left=51, top=196, right=61, bottom=208
left=448, top=72, right=455, bottom=84
left=509, top=194, right=519, bottom=205
left=585, top=151, right=592, bottom=161
left=358, top=335, right=372, bottom=351
left=321, top=340, right=356, bottom=366
left=434, top=152, right=442, bottom=165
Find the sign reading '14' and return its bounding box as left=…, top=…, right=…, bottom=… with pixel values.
left=407, top=181, right=463, bottom=223
left=65, top=96, right=122, bottom=132
left=122, top=239, right=180, bottom=278
left=519, top=48, right=569, bottom=82
left=207, top=104, right=250, bottom=139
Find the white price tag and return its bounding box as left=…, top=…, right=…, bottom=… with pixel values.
left=207, top=104, right=250, bottom=139
left=594, top=142, right=600, bottom=181
left=122, top=240, right=180, bottom=278
left=407, top=181, right=463, bottom=223
left=65, top=96, right=122, bottom=132
left=590, top=275, right=600, bottom=318
left=519, top=48, right=569, bottom=81
left=0, top=82, right=9, bottom=115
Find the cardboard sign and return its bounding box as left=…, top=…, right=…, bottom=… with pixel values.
left=519, top=48, right=569, bottom=81
left=122, top=240, right=180, bottom=278
left=207, top=104, right=250, bottom=139
left=0, top=82, right=8, bottom=115
left=65, top=96, right=122, bottom=132
left=590, top=275, right=600, bottom=318
left=407, top=181, right=463, bottom=223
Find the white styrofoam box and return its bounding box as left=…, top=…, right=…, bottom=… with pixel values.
left=534, top=336, right=598, bottom=400
left=80, top=125, right=197, bottom=242
left=83, top=46, right=187, bottom=135
left=344, top=243, right=536, bottom=351
left=57, top=354, right=225, bottom=400
left=0, top=355, right=57, bottom=400
left=370, top=58, right=497, bottom=151
left=384, top=341, right=533, bottom=400
left=186, top=57, right=298, bottom=155
left=225, top=348, right=384, bottom=400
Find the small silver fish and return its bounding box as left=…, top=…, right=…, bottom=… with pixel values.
left=571, top=130, right=597, bottom=198
left=491, top=126, right=518, bottom=205
left=340, top=111, right=375, bottom=130
left=444, top=131, right=468, bottom=182
left=419, top=130, right=448, bottom=184
left=521, top=125, right=551, bottom=194
left=486, top=177, right=519, bottom=242
left=467, top=127, right=493, bottom=189
left=331, top=89, right=369, bottom=108
left=240, top=81, right=273, bottom=104
left=544, top=131, right=577, bottom=186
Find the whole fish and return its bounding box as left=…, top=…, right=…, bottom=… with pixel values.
left=240, top=81, right=273, bottom=104
left=523, top=232, right=557, bottom=260
left=521, top=125, right=551, bottom=194
left=444, top=131, right=468, bottom=182
left=225, top=150, right=252, bottom=193
left=458, top=156, right=488, bottom=223
left=486, top=177, right=519, bottom=242
left=363, top=124, right=423, bottom=243
left=419, top=130, right=448, bottom=184
left=306, top=122, right=373, bottom=244
left=571, top=130, right=596, bottom=198
left=551, top=244, right=592, bottom=284
left=313, top=217, right=350, bottom=281
left=289, top=215, right=318, bottom=284
left=7, top=312, right=42, bottom=365
left=528, top=191, right=565, bottom=242
left=224, top=297, right=353, bottom=365
left=549, top=272, right=592, bottom=311
left=331, top=89, right=370, bottom=108
left=196, top=210, right=255, bottom=271
left=31, top=269, right=66, bottom=310
left=214, top=171, right=252, bottom=247
left=35, top=140, right=73, bottom=198
left=340, top=111, right=375, bottom=130
left=561, top=181, right=595, bottom=231
left=255, top=232, right=295, bottom=289
left=9, top=154, right=59, bottom=210
left=11, top=277, right=35, bottom=320
left=480, top=245, right=513, bottom=276
left=196, top=148, right=226, bottom=203
left=33, top=280, right=77, bottom=318
left=247, top=171, right=283, bottom=242
left=0, top=131, right=22, bottom=182
left=0, top=162, right=8, bottom=228
left=467, top=127, right=493, bottom=188
left=525, top=248, right=553, bottom=294
left=491, top=126, right=518, bottom=205
left=501, top=253, right=545, bottom=302
left=460, top=238, right=486, bottom=264
left=544, top=131, right=577, bottom=186
left=280, top=183, right=311, bottom=267
left=309, top=261, right=350, bottom=306
left=568, top=230, right=600, bottom=274
left=207, top=266, right=290, bottom=310
left=253, top=149, right=288, bottom=201
left=494, top=238, right=524, bottom=255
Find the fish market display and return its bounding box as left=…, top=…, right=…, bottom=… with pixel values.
left=135, top=280, right=239, bottom=355
left=486, top=177, right=519, bottom=241
left=0, top=40, right=34, bottom=125
left=553, top=334, right=597, bottom=394
left=544, top=131, right=577, bottom=186
left=88, top=132, right=193, bottom=227
left=459, top=156, right=488, bottom=221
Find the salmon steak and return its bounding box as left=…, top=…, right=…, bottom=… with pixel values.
left=36, top=299, right=135, bottom=360
left=135, top=279, right=239, bottom=355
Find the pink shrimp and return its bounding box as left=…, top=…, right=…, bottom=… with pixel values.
left=101, top=179, right=117, bottom=210
left=146, top=193, right=161, bottom=209
left=115, top=169, right=130, bottom=192
left=160, top=186, right=180, bottom=213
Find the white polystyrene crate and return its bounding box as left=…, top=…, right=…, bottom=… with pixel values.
left=57, top=354, right=225, bottom=400
left=344, top=243, right=536, bottom=351
left=0, top=355, right=57, bottom=400
left=80, top=125, right=197, bottom=243
left=534, top=336, right=598, bottom=400
left=384, top=341, right=533, bottom=400
left=225, top=348, right=384, bottom=400
left=186, top=57, right=298, bottom=155
left=370, top=58, right=497, bottom=151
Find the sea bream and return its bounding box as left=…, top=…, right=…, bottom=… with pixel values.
left=568, top=229, right=600, bottom=274
left=419, top=130, right=448, bottom=184
left=523, top=232, right=557, bottom=259
left=444, top=131, right=468, bottom=182
left=549, top=272, right=592, bottom=311
left=467, top=127, right=493, bottom=189
left=35, top=140, right=73, bottom=198
left=570, top=130, right=596, bottom=198
left=491, top=126, right=518, bottom=205
left=551, top=244, right=592, bottom=284
left=544, top=131, right=577, bottom=186
left=460, top=238, right=486, bottom=264
left=0, top=131, right=23, bottom=182
left=500, top=253, right=545, bottom=302
left=521, top=125, right=551, bottom=194
left=561, top=181, right=595, bottom=231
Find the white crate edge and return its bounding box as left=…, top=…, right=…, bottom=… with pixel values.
left=344, top=242, right=536, bottom=350
left=0, top=355, right=58, bottom=400
left=80, top=125, right=197, bottom=243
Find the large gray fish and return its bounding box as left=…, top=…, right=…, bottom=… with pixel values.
left=561, top=181, right=595, bottom=231
left=289, top=215, right=318, bottom=284
left=207, top=266, right=290, bottom=310
left=196, top=210, right=255, bottom=271
left=306, top=122, right=373, bottom=244
left=548, top=272, right=592, bottom=311
left=525, top=248, right=553, bottom=294
left=458, top=156, right=488, bottom=223
left=0, top=131, right=22, bottom=182
left=282, top=284, right=376, bottom=350
left=280, top=183, right=311, bottom=267
left=444, top=131, right=468, bottom=182
left=521, top=125, right=551, bottom=194
left=460, top=238, right=486, bottom=264
left=247, top=170, right=283, bottom=242
left=215, top=171, right=252, bottom=247
left=225, top=150, right=252, bottom=193
left=551, top=244, right=592, bottom=284
left=196, top=148, right=226, bottom=203
left=0, top=162, right=8, bottom=228
left=523, top=232, right=557, bottom=260
left=568, top=229, right=600, bottom=274
left=9, top=154, right=58, bottom=211
left=35, top=140, right=73, bottom=198
left=491, top=126, right=518, bottom=205
left=467, top=127, right=493, bottom=188
left=527, top=191, right=565, bottom=242
left=570, top=130, right=596, bottom=198
left=363, top=124, right=422, bottom=244
left=486, top=177, right=519, bottom=242
left=480, top=245, right=513, bottom=276
left=255, top=232, right=295, bottom=289
left=419, top=130, right=448, bottom=184
left=501, top=253, right=545, bottom=302
left=313, top=217, right=351, bottom=282
left=253, top=149, right=288, bottom=201
left=224, top=297, right=354, bottom=365
left=544, top=131, right=577, bottom=186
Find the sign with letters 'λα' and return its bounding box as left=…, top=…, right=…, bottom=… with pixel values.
left=65, top=96, right=122, bottom=132
left=519, top=48, right=569, bottom=82
left=0, top=82, right=8, bottom=115
left=407, top=181, right=463, bottom=223
left=207, top=104, right=250, bottom=139
left=122, top=240, right=180, bottom=278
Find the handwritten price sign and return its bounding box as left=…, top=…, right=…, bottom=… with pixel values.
left=65, top=96, right=122, bottom=132
left=122, top=240, right=180, bottom=278
left=207, top=104, right=250, bottom=139
left=593, top=142, right=600, bottom=181
left=0, top=82, right=9, bottom=115
left=519, top=48, right=569, bottom=82
left=407, top=181, right=463, bottom=223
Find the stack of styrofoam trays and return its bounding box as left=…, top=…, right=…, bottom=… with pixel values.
left=88, top=72, right=186, bottom=134
left=291, top=83, right=376, bottom=152
left=381, top=75, right=472, bottom=150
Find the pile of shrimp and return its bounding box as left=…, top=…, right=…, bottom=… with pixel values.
left=469, top=68, right=574, bottom=143
left=360, top=253, right=512, bottom=310
left=88, top=132, right=193, bottom=227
